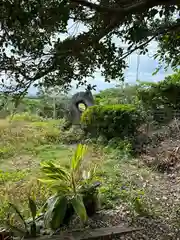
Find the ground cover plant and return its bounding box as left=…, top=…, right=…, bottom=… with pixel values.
left=1, top=72, right=180, bottom=238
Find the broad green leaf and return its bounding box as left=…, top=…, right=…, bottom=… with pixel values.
left=44, top=195, right=59, bottom=228
left=71, top=144, right=87, bottom=171
left=28, top=197, right=37, bottom=221
left=45, top=173, right=70, bottom=181
left=51, top=183, right=71, bottom=193
left=44, top=195, right=57, bottom=210
left=9, top=203, right=28, bottom=230
left=71, top=195, right=87, bottom=223
left=39, top=179, right=71, bottom=194
left=50, top=196, right=67, bottom=230
left=38, top=179, right=57, bottom=184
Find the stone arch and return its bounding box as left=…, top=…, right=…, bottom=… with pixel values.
left=68, top=89, right=94, bottom=125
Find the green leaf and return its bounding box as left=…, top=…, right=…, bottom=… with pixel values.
left=39, top=178, right=71, bottom=194
left=44, top=194, right=67, bottom=228
left=38, top=179, right=57, bottom=184
left=71, top=195, right=87, bottom=223
left=40, top=161, right=70, bottom=181
left=152, top=66, right=161, bottom=76
left=51, top=182, right=71, bottom=193
left=9, top=203, right=28, bottom=230
left=50, top=196, right=68, bottom=230
left=44, top=195, right=59, bottom=228
left=28, top=197, right=37, bottom=221
left=71, top=144, right=88, bottom=171
left=45, top=173, right=70, bottom=181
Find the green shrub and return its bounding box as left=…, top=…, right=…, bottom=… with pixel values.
left=81, top=104, right=142, bottom=140
left=137, top=70, right=180, bottom=123
left=59, top=125, right=85, bottom=144
left=7, top=112, right=43, bottom=122
left=106, top=138, right=132, bottom=159
left=108, top=138, right=132, bottom=151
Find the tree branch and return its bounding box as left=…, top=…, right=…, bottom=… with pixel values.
left=3, top=0, right=179, bottom=88
left=69, top=0, right=176, bottom=13
left=121, top=36, right=156, bottom=61
left=120, top=21, right=180, bottom=60
left=15, top=20, right=179, bottom=84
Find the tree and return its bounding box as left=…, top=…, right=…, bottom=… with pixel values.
left=36, top=85, right=71, bottom=118
left=95, top=83, right=137, bottom=105
left=0, top=0, right=179, bottom=96
left=136, top=70, right=180, bottom=123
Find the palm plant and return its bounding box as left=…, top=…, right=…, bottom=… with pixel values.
left=39, top=144, right=100, bottom=230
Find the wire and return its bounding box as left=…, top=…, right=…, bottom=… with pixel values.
left=136, top=51, right=140, bottom=81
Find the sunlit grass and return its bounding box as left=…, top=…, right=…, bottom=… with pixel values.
left=0, top=114, right=71, bottom=220
left=0, top=113, right=103, bottom=221
left=0, top=113, right=164, bottom=226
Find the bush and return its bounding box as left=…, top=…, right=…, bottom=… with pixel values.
left=81, top=104, right=142, bottom=140
left=31, top=121, right=61, bottom=143
left=137, top=70, right=180, bottom=123
left=59, top=125, right=85, bottom=144
left=7, top=112, right=43, bottom=122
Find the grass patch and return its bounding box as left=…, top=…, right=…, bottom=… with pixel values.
left=0, top=117, right=61, bottom=155
left=7, top=112, right=44, bottom=122
left=0, top=169, right=28, bottom=183
left=0, top=113, right=178, bottom=232
left=0, top=115, right=75, bottom=221
left=0, top=114, right=155, bottom=222
left=35, top=144, right=74, bottom=165
left=0, top=145, right=15, bottom=160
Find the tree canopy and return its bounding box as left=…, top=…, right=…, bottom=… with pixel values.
left=0, top=0, right=179, bottom=95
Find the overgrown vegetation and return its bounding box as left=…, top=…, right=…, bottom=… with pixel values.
left=1, top=70, right=180, bottom=238
left=81, top=104, right=142, bottom=140
left=137, top=69, right=180, bottom=123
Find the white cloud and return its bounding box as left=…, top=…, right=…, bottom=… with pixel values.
left=64, top=25, right=174, bottom=94
left=68, top=40, right=173, bottom=94
left=28, top=42, right=173, bottom=95
left=124, top=44, right=173, bottom=84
